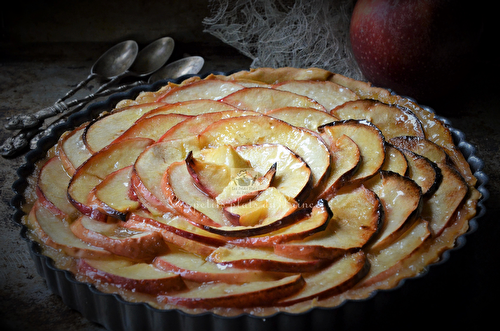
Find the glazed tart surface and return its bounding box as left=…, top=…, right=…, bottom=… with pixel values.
left=18, top=67, right=482, bottom=320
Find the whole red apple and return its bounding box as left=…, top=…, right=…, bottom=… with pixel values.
left=349, top=0, right=483, bottom=103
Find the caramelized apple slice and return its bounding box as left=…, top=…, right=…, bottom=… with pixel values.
left=185, top=151, right=232, bottom=198
left=317, top=134, right=360, bottom=200
left=273, top=80, right=360, bottom=111
left=158, top=109, right=259, bottom=142
left=235, top=144, right=312, bottom=202
left=154, top=249, right=282, bottom=284
left=77, top=258, right=187, bottom=295
left=36, top=156, right=78, bottom=218
left=70, top=215, right=169, bottom=261
left=381, top=144, right=408, bottom=176
left=199, top=115, right=331, bottom=189
left=389, top=135, right=450, bottom=165
left=55, top=123, right=92, bottom=175
left=226, top=199, right=331, bottom=247
left=223, top=200, right=269, bottom=227
left=399, top=148, right=442, bottom=197
left=28, top=201, right=111, bottom=258
left=111, top=113, right=189, bottom=143
left=319, top=119, right=385, bottom=184
left=162, top=160, right=228, bottom=227
left=200, top=187, right=301, bottom=238
left=159, top=274, right=305, bottom=309
left=125, top=211, right=225, bottom=257
left=221, top=87, right=326, bottom=112
left=131, top=137, right=200, bottom=215
left=275, top=185, right=382, bottom=260
left=265, top=107, right=339, bottom=132
left=421, top=162, right=468, bottom=236
left=198, top=144, right=252, bottom=168
left=364, top=171, right=422, bottom=251
left=208, top=246, right=331, bottom=273
left=83, top=102, right=165, bottom=153
left=87, top=165, right=140, bottom=220
left=157, top=78, right=245, bottom=103
left=276, top=251, right=369, bottom=306
left=331, top=99, right=425, bottom=139
left=215, top=163, right=276, bottom=206
left=185, top=145, right=257, bottom=199
left=359, top=218, right=431, bottom=287
left=67, top=138, right=153, bottom=220
left=142, top=99, right=240, bottom=118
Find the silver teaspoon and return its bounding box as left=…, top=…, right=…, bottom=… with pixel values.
left=94, top=37, right=175, bottom=93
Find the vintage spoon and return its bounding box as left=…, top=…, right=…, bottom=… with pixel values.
left=1, top=55, right=205, bottom=158
left=94, top=36, right=175, bottom=93
left=4, top=40, right=139, bottom=131
left=148, top=56, right=204, bottom=83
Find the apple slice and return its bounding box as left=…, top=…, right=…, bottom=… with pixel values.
left=276, top=251, right=369, bottom=306
left=125, top=211, right=224, bottom=257
left=215, top=163, right=277, bottom=206
left=388, top=135, right=450, bottom=165
left=208, top=246, right=331, bottom=273
left=275, top=185, right=383, bottom=260
left=158, top=274, right=305, bottom=309
left=111, top=113, right=189, bottom=143
left=198, top=144, right=252, bottom=169
left=220, top=87, right=327, bottom=113
left=185, top=145, right=258, bottom=199
left=153, top=248, right=282, bottom=284
left=421, top=162, right=468, bottom=236
left=141, top=99, right=240, bottom=118
left=359, top=218, right=431, bottom=287
left=36, top=156, right=78, bottom=218
left=330, top=99, right=425, bottom=139
left=161, top=160, right=229, bottom=227
left=317, top=134, right=360, bottom=200
left=131, top=137, right=201, bottom=216
left=223, top=200, right=269, bottom=227
left=157, top=79, right=246, bottom=103
left=265, top=107, right=339, bottom=132
left=398, top=148, right=442, bottom=197
left=158, top=109, right=259, bottom=142
left=185, top=151, right=232, bottom=198
left=67, top=138, right=154, bottom=220
left=83, top=102, right=164, bottom=153
left=77, top=258, right=187, bottom=295
left=235, top=144, right=312, bottom=202
left=226, top=199, right=331, bottom=247
left=129, top=209, right=228, bottom=246
left=319, top=119, right=385, bottom=184
left=87, top=165, right=140, bottom=220
left=364, top=171, right=422, bottom=251
left=199, top=187, right=301, bottom=238
left=198, top=115, right=331, bottom=189
left=70, top=215, right=169, bottom=261
left=28, top=201, right=112, bottom=258
left=381, top=144, right=408, bottom=176
left=272, top=80, right=360, bottom=111
left=55, top=123, right=92, bottom=175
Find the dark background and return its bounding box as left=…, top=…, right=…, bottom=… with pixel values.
left=1, top=1, right=498, bottom=330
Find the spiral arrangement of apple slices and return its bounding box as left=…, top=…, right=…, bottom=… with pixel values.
left=25, top=68, right=480, bottom=314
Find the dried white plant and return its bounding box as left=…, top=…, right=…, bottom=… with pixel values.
left=203, top=0, right=364, bottom=80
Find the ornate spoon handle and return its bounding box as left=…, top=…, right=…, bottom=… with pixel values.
left=4, top=102, right=70, bottom=130
left=1, top=80, right=146, bottom=158
left=4, top=80, right=146, bottom=131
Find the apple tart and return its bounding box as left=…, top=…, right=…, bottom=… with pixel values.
left=19, top=67, right=482, bottom=319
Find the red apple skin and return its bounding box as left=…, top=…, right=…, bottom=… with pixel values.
left=349, top=0, right=482, bottom=103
